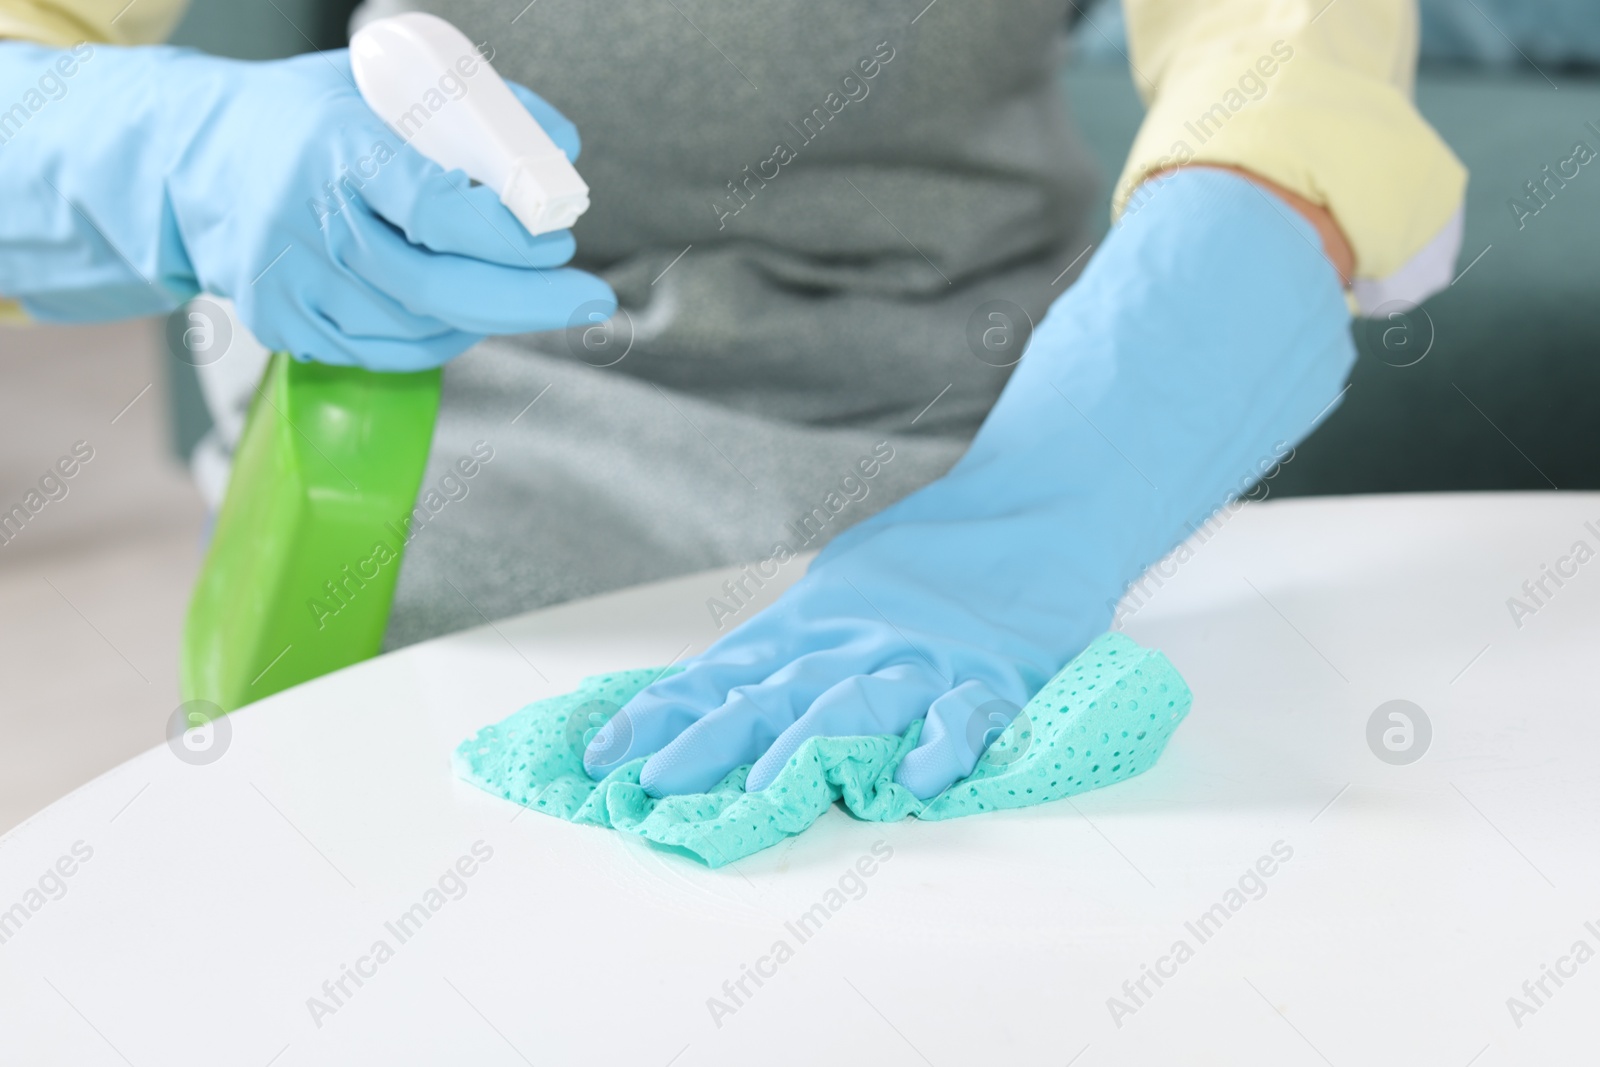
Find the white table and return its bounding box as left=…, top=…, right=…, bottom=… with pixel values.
left=2, top=492, right=1596, bottom=1066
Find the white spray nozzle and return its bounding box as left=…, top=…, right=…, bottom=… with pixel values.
left=349, top=12, right=591, bottom=236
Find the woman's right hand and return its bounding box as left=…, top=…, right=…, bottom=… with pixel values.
left=0, top=41, right=613, bottom=369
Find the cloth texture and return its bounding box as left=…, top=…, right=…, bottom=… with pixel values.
left=455, top=632, right=1190, bottom=867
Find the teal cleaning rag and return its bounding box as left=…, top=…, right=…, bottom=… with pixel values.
left=453, top=632, right=1191, bottom=867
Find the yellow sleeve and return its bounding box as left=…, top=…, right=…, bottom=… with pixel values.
left=0, top=0, right=187, bottom=318
left=0, top=0, right=186, bottom=46
left=1115, top=0, right=1466, bottom=281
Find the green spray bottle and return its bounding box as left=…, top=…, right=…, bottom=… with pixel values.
left=181, top=12, right=591, bottom=711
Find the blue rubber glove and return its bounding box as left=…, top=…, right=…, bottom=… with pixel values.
left=0, top=41, right=613, bottom=369
left=585, top=168, right=1356, bottom=799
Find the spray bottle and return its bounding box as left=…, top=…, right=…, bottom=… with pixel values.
left=181, top=12, right=589, bottom=711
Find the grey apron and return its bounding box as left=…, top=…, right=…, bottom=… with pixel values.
left=365, top=0, right=1102, bottom=647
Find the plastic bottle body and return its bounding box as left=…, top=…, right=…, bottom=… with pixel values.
left=182, top=355, right=440, bottom=711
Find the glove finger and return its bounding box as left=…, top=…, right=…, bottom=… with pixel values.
left=312, top=250, right=468, bottom=337
left=287, top=306, right=477, bottom=369
left=246, top=240, right=483, bottom=367
left=894, top=679, right=1024, bottom=800
left=583, top=651, right=781, bottom=779
left=638, top=642, right=900, bottom=798
left=339, top=206, right=614, bottom=334
left=357, top=140, right=578, bottom=265
left=308, top=298, right=478, bottom=371
left=397, top=167, right=578, bottom=265
left=505, top=79, right=581, bottom=161
left=285, top=324, right=476, bottom=370
left=585, top=580, right=870, bottom=781
left=236, top=267, right=479, bottom=369
left=745, top=663, right=947, bottom=792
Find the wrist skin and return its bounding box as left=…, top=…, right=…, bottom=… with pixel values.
left=1153, top=163, right=1356, bottom=286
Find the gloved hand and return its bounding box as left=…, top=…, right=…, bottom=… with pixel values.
left=0, top=41, right=613, bottom=369
left=584, top=167, right=1357, bottom=799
